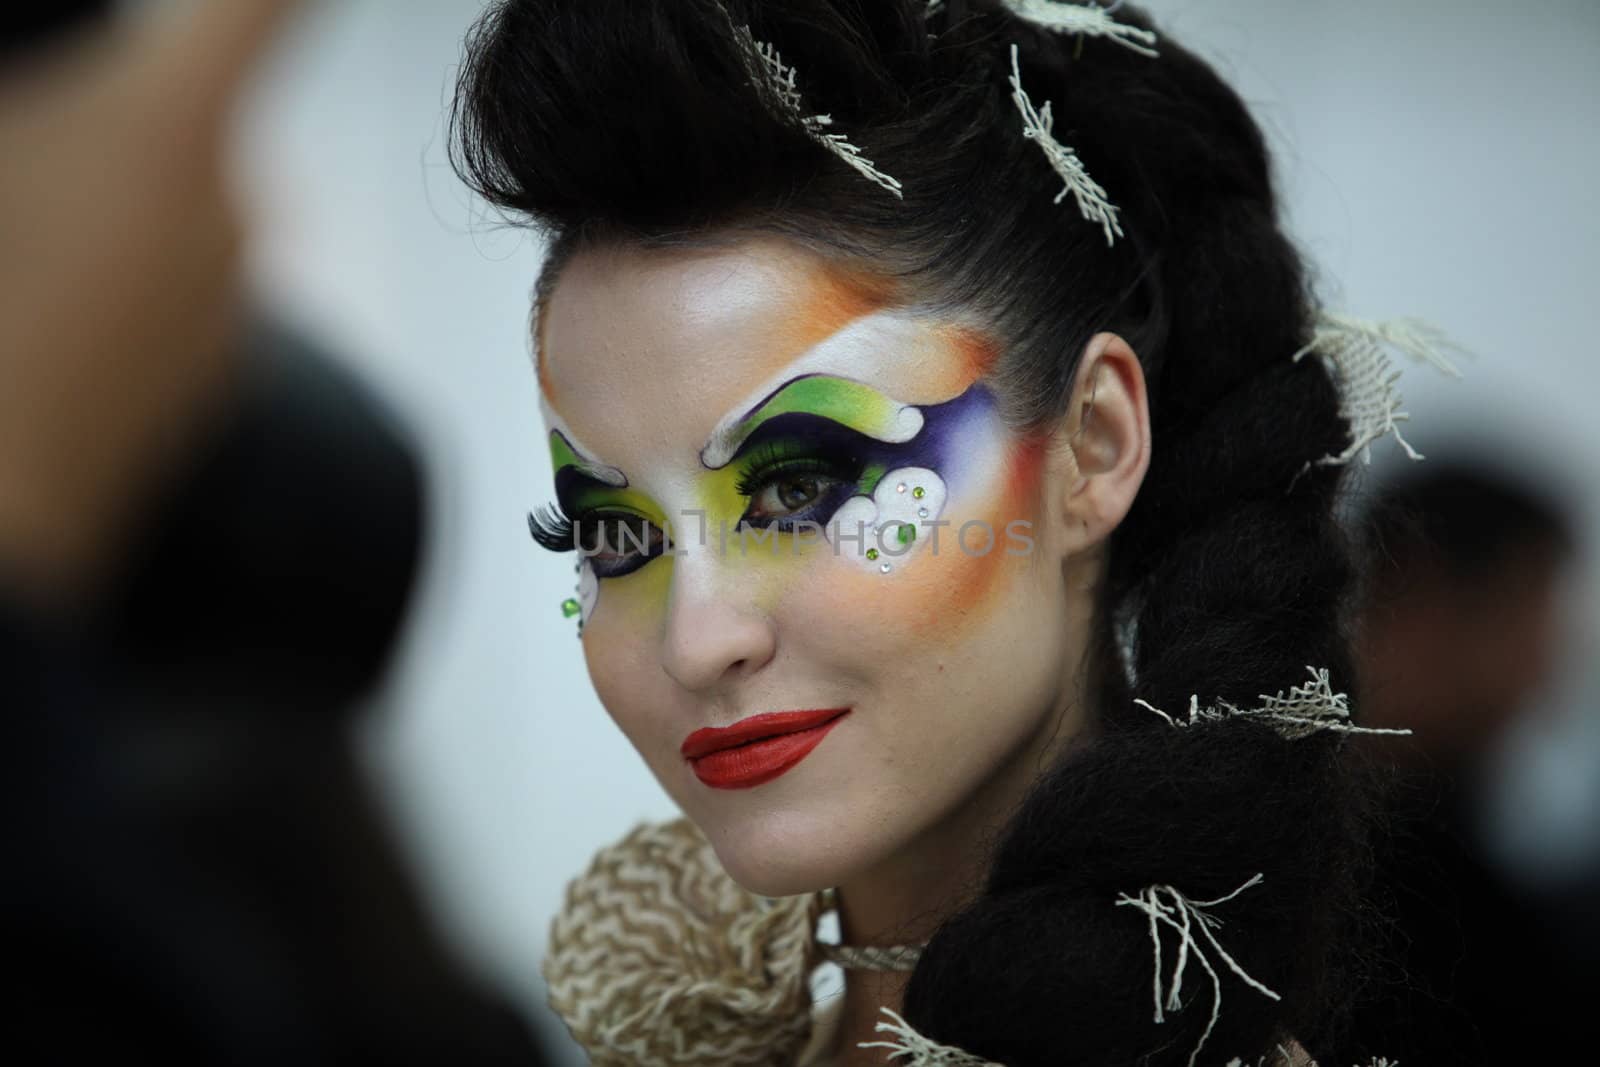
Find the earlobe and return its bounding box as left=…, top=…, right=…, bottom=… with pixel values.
left=1050, top=332, right=1151, bottom=555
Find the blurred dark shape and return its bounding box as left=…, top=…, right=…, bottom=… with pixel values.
left=2, top=7, right=550, bottom=1064
left=0, top=0, right=108, bottom=62
left=5, top=326, right=551, bottom=1066
left=1359, top=463, right=1576, bottom=766
left=1335, top=460, right=1593, bottom=1065
left=98, top=316, right=426, bottom=715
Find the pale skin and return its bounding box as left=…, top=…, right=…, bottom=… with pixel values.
left=541, top=235, right=1151, bottom=1062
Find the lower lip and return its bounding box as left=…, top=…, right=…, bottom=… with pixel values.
left=688, top=714, right=848, bottom=790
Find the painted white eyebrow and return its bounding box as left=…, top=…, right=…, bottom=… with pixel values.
left=540, top=396, right=627, bottom=487
left=700, top=373, right=924, bottom=470
left=699, top=310, right=947, bottom=468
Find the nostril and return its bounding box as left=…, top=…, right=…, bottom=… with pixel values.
left=661, top=611, right=777, bottom=693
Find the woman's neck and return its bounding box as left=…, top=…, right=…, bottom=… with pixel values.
left=821, top=811, right=991, bottom=1066
left=821, top=697, right=1085, bottom=1065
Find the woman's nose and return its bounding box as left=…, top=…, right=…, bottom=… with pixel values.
left=659, top=568, right=778, bottom=694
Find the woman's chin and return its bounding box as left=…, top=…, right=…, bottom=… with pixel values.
left=703, top=821, right=860, bottom=899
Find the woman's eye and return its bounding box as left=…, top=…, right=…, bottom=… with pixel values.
left=742, top=468, right=856, bottom=526
left=578, top=514, right=666, bottom=577
left=760, top=475, right=823, bottom=514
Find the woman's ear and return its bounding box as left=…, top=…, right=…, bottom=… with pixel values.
left=1045, top=332, right=1151, bottom=557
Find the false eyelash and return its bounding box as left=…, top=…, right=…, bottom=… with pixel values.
left=527, top=505, right=576, bottom=552
left=732, top=441, right=863, bottom=498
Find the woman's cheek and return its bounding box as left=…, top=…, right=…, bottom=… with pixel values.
left=581, top=552, right=674, bottom=636
left=919, top=440, right=1047, bottom=638
left=580, top=560, right=672, bottom=725
left=582, top=620, right=642, bottom=713
left=811, top=439, right=1047, bottom=643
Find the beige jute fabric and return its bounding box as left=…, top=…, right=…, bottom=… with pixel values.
left=544, top=817, right=825, bottom=1066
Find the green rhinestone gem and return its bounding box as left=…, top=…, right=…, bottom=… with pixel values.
left=896, top=523, right=916, bottom=545
left=911, top=486, right=926, bottom=499
left=865, top=547, right=880, bottom=561
left=560, top=597, right=581, bottom=618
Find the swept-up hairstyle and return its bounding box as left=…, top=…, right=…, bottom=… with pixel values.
left=452, top=1, right=1378, bottom=1062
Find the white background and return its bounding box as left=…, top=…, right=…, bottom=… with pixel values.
left=238, top=3, right=1600, bottom=1061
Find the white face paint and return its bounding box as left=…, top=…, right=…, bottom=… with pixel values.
left=826, top=467, right=949, bottom=572
left=575, top=559, right=598, bottom=625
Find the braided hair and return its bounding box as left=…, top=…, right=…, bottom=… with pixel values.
left=452, top=1, right=1380, bottom=1062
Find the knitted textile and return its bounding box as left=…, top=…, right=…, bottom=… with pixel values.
left=544, top=818, right=824, bottom=1066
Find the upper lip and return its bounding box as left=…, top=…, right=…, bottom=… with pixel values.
left=681, top=708, right=850, bottom=759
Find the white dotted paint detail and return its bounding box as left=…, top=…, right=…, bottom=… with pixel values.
left=824, top=467, right=949, bottom=572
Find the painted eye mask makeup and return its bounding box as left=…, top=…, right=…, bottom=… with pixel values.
left=529, top=467, right=670, bottom=581
left=529, top=375, right=1002, bottom=622
left=712, top=406, right=965, bottom=572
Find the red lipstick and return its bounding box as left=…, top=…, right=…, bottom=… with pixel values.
left=682, top=708, right=850, bottom=790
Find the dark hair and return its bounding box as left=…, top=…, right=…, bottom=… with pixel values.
left=452, top=1, right=1379, bottom=1062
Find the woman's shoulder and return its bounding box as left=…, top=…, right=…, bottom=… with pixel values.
left=543, top=815, right=826, bottom=1066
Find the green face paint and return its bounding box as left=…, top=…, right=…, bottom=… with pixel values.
left=701, top=375, right=924, bottom=468
left=860, top=462, right=888, bottom=496
left=549, top=429, right=627, bottom=488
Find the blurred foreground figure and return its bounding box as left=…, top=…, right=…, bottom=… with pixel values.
left=1344, top=461, right=1590, bottom=1064
left=1, top=4, right=546, bottom=1063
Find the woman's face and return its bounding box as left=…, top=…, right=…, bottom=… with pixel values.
left=539, top=237, right=1093, bottom=896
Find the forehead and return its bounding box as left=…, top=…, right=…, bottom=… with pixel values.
left=539, top=238, right=992, bottom=468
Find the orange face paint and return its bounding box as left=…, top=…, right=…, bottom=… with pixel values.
left=894, top=433, right=1050, bottom=641
left=756, top=259, right=899, bottom=379
left=940, top=324, right=1004, bottom=386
